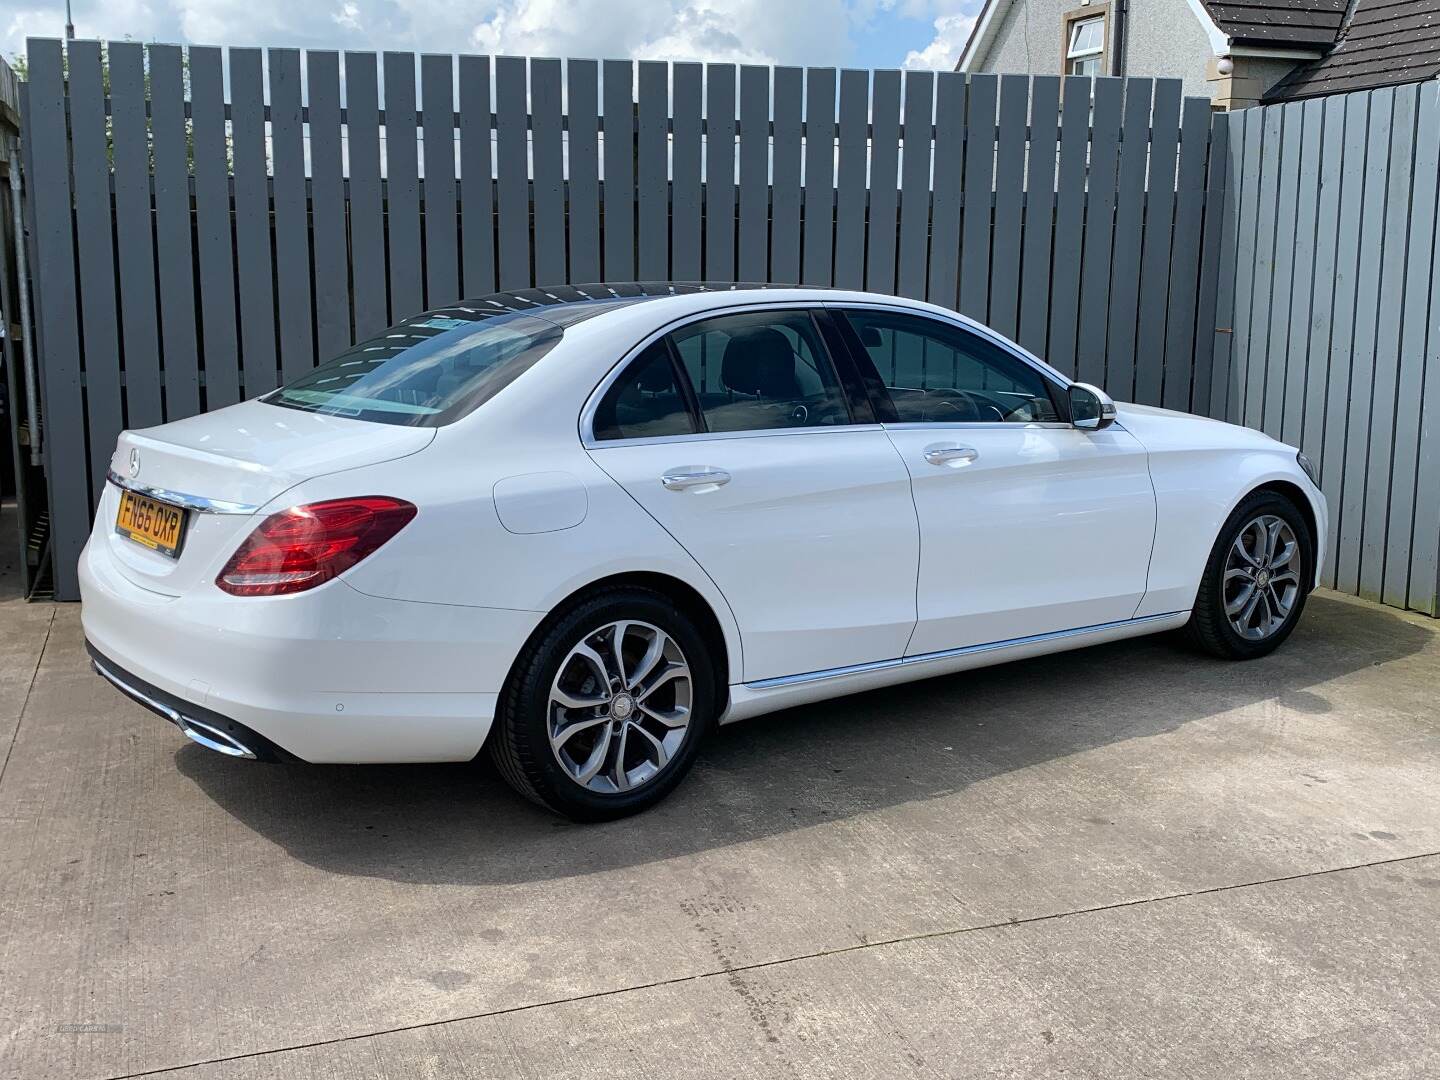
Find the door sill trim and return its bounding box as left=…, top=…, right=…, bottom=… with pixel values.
left=744, top=611, right=1188, bottom=690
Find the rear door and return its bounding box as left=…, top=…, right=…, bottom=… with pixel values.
left=831, top=306, right=1156, bottom=656
left=584, top=306, right=920, bottom=683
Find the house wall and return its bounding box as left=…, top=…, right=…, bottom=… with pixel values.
left=972, top=0, right=1216, bottom=103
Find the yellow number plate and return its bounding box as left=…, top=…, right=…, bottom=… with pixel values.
left=115, top=489, right=188, bottom=558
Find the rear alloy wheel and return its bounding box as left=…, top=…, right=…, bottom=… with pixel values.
left=490, top=587, right=715, bottom=820
left=1186, top=490, right=1313, bottom=659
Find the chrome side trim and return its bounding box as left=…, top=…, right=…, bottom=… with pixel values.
left=106, top=470, right=260, bottom=515
left=91, top=658, right=258, bottom=759
left=744, top=611, right=1188, bottom=690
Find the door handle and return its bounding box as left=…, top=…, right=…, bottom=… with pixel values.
left=661, top=467, right=732, bottom=491
left=923, top=445, right=979, bottom=467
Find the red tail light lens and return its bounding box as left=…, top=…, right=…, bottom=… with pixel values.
left=216, top=497, right=417, bottom=596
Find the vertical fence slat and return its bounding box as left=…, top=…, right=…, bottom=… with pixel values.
left=1046, top=77, right=1092, bottom=377
left=531, top=58, right=566, bottom=287
left=1411, top=89, right=1440, bottom=614
left=1209, top=110, right=1244, bottom=420
left=1320, top=93, right=1369, bottom=583
left=1159, top=95, right=1210, bottom=412
left=1261, top=102, right=1304, bottom=436
left=383, top=52, right=423, bottom=318
left=231, top=48, right=280, bottom=393
left=1303, top=98, right=1346, bottom=468
left=927, top=72, right=965, bottom=309
left=672, top=63, right=704, bottom=281
left=989, top=74, right=1028, bottom=340
left=421, top=54, right=460, bottom=306
left=24, top=39, right=87, bottom=598
left=772, top=66, right=804, bottom=286
left=150, top=44, right=201, bottom=416
left=897, top=71, right=934, bottom=302
left=705, top=64, right=738, bottom=282
left=1076, top=77, right=1122, bottom=388
left=603, top=60, right=637, bottom=281
left=271, top=49, right=316, bottom=380
left=1359, top=85, right=1418, bottom=601
left=495, top=56, right=531, bottom=291
left=1105, top=78, right=1152, bottom=401
left=866, top=70, right=901, bottom=294
left=959, top=74, right=998, bottom=319
left=1017, top=75, right=1059, bottom=358
left=1336, top=88, right=1395, bottom=593
left=1390, top=83, right=1440, bottom=611
left=67, top=39, right=123, bottom=495
left=1192, top=112, right=1229, bottom=418
left=1228, top=111, right=1262, bottom=423
left=738, top=65, right=770, bottom=281
left=802, top=67, right=837, bottom=287
left=190, top=45, right=240, bottom=408
left=460, top=55, right=498, bottom=295
left=108, top=41, right=162, bottom=426
left=1278, top=99, right=1323, bottom=445
left=309, top=51, right=352, bottom=358
left=1241, top=104, right=1282, bottom=427
left=346, top=53, right=388, bottom=338
left=833, top=69, right=868, bottom=291
left=1133, top=79, right=1182, bottom=406
left=637, top=60, right=669, bottom=281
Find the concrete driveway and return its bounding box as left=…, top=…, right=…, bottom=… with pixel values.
left=2, top=538, right=1439, bottom=1078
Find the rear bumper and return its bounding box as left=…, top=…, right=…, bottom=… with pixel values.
left=79, top=535, right=544, bottom=763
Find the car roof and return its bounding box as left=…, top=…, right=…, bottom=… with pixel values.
left=424, top=282, right=820, bottom=328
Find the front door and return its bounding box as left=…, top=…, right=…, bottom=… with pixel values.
left=832, top=306, right=1156, bottom=656
left=585, top=308, right=921, bottom=683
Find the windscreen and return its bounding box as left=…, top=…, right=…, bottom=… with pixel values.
left=264, top=310, right=563, bottom=426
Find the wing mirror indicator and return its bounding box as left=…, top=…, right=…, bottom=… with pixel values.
left=1070, top=383, right=1118, bottom=431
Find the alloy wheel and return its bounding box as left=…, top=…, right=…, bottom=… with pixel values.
left=547, top=620, right=693, bottom=794
left=1223, top=514, right=1301, bottom=641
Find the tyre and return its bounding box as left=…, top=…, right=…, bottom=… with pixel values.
left=489, top=586, right=716, bottom=821
left=1185, top=489, right=1314, bottom=660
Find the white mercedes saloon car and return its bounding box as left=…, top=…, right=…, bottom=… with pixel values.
left=81, top=283, right=1326, bottom=820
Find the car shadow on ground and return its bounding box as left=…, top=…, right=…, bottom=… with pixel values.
left=176, top=593, right=1430, bottom=886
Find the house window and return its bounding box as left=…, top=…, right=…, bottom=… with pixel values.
left=1065, top=13, right=1106, bottom=76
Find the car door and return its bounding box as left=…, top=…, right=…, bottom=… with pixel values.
left=584, top=306, right=920, bottom=683
left=831, top=306, right=1156, bottom=657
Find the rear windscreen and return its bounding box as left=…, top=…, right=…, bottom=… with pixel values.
left=264, top=310, right=562, bottom=426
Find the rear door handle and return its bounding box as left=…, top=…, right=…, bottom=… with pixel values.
left=661, top=467, right=732, bottom=491
left=923, top=445, right=979, bottom=467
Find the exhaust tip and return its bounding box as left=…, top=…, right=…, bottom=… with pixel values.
left=175, top=716, right=258, bottom=760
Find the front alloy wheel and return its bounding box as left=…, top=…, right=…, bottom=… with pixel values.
left=1223, top=515, right=1302, bottom=641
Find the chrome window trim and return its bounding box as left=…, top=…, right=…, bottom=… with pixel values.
left=745, top=611, right=1188, bottom=690
left=579, top=300, right=840, bottom=448
left=822, top=299, right=1072, bottom=396
left=585, top=422, right=887, bottom=451
left=106, top=469, right=260, bottom=515
left=881, top=420, right=1077, bottom=431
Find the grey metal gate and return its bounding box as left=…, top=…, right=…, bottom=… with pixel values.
left=22, top=39, right=1225, bottom=601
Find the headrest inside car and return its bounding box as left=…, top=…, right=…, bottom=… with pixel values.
left=858, top=325, right=883, bottom=348
left=721, top=328, right=801, bottom=399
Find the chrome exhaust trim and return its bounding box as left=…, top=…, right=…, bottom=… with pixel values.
left=90, top=658, right=258, bottom=760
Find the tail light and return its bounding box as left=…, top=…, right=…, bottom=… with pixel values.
left=216, top=497, right=416, bottom=596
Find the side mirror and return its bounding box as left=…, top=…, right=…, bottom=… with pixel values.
left=1069, top=382, right=1117, bottom=431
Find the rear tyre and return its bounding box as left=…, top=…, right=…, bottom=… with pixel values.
left=489, top=586, right=715, bottom=821
left=1185, top=489, right=1313, bottom=660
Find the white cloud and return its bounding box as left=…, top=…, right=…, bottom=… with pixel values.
left=903, top=8, right=977, bottom=70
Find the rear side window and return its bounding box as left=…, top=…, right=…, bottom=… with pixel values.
left=591, top=342, right=698, bottom=441
left=668, top=310, right=851, bottom=433
left=264, top=310, right=561, bottom=427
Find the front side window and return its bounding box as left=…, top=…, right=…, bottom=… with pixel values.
left=668, top=310, right=851, bottom=433
left=265, top=310, right=561, bottom=427
left=841, top=310, right=1062, bottom=424
left=1065, top=14, right=1105, bottom=76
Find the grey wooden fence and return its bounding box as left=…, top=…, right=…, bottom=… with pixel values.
left=23, top=38, right=1227, bottom=600
left=1211, top=82, right=1440, bottom=616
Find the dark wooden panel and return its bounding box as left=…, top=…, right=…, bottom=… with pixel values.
left=421, top=54, right=460, bottom=306
left=270, top=48, right=316, bottom=381
left=309, top=51, right=352, bottom=359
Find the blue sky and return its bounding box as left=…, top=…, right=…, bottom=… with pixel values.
left=4, top=0, right=982, bottom=72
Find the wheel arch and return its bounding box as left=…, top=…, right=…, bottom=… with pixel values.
left=501, top=570, right=736, bottom=720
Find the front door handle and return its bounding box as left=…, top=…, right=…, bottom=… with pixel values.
left=923, top=445, right=980, bottom=468
left=661, top=467, right=732, bottom=491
